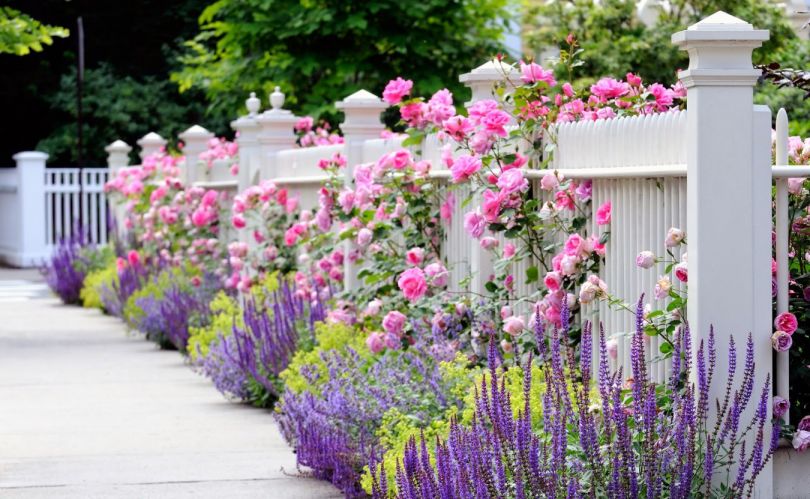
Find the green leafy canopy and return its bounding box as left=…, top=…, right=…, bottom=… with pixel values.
left=172, top=0, right=512, bottom=121
left=0, top=7, right=68, bottom=56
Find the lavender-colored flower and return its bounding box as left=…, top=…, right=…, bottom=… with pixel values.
left=42, top=232, right=89, bottom=305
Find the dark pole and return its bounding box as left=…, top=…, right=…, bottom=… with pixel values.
left=77, top=16, right=85, bottom=234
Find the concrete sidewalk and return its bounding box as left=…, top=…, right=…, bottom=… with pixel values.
left=0, top=271, right=340, bottom=498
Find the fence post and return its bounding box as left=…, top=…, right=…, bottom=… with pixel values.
left=104, top=140, right=132, bottom=238
left=12, top=151, right=48, bottom=267
left=256, top=87, right=298, bottom=180
left=104, top=140, right=131, bottom=171
left=232, top=92, right=262, bottom=192
left=459, top=59, right=518, bottom=296
left=673, top=11, right=772, bottom=493
left=178, top=125, right=215, bottom=186
left=336, top=89, right=387, bottom=292
left=136, top=132, right=167, bottom=162
left=232, top=92, right=263, bottom=247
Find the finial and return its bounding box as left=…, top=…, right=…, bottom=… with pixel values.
left=270, top=86, right=284, bottom=110
left=246, top=92, right=261, bottom=116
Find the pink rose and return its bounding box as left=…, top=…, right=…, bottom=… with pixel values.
left=398, top=267, right=427, bottom=302
left=383, top=310, right=408, bottom=335
left=464, top=211, right=486, bottom=239
left=450, top=155, right=482, bottom=183
left=519, top=62, right=556, bottom=86
left=497, top=169, right=528, bottom=197
left=674, top=263, right=688, bottom=283
left=794, top=430, right=810, bottom=452
left=503, top=243, right=516, bottom=258
left=775, top=312, right=798, bottom=335
left=232, top=214, right=246, bottom=229
left=500, top=339, right=514, bottom=353
left=772, top=330, right=793, bottom=352
left=579, top=275, right=607, bottom=304
left=406, top=247, right=425, bottom=265
left=425, top=262, right=449, bottom=288
left=382, top=77, right=413, bottom=105
left=540, top=173, right=559, bottom=191
left=636, top=251, right=655, bottom=269
left=595, top=201, right=612, bottom=225
left=482, top=109, right=511, bottom=137
left=503, top=316, right=525, bottom=336
left=544, top=271, right=562, bottom=292
left=443, top=116, right=474, bottom=140
left=357, top=228, right=373, bottom=246
left=773, top=396, right=790, bottom=419
left=665, top=227, right=685, bottom=248
left=590, top=77, right=629, bottom=101
left=127, top=250, right=140, bottom=267
left=365, top=299, right=382, bottom=316
left=480, top=237, right=499, bottom=250
left=366, top=332, right=385, bottom=354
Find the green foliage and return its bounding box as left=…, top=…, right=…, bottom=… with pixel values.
left=172, top=0, right=510, bottom=121
left=36, top=63, right=230, bottom=165
left=0, top=7, right=68, bottom=55
left=279, top=322, right=367, bottom=395
left=524, top=0, right=810, bottom=132
left=188, top=291, right=241, bottom=361
left=524, top=0, right=799, bottom=86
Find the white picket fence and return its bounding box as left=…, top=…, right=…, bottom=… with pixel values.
left=0, top=152, right=111, bottom=267
left=44, top=168, right=110, bottom=248
left=99, top=11, right=805, bottom=495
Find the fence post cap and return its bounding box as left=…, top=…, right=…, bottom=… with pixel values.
left=246, top=91, right=261, bottom=116
left=336, top=89, right=387, bottom=109
left=672, top=11, right=769, bottom=45
left=137, top=132, right=167, bottom=146
left=178, top=124, right=214, bottom=139
left=12, top=151, right=48, bottom=162
left=104, top=140, right=132, bottom=153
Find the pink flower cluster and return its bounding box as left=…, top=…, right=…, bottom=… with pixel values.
left=294, top=117, right=344, bottom=147
left=198, top=137, right=238, bottom=174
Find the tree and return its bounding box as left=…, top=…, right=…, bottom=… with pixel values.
left=172, top=0, right=511, bottom=121
left=36, top=63, right=229, bottom=166
left=0, top=7, right=68, bottom=55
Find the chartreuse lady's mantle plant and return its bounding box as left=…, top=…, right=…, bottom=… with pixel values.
left=371, top=302, right=779, bottom=498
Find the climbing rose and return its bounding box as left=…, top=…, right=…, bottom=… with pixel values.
left=503, top=316, right=525, bottom=336
left=406, top=247, right=425, bottom=265
left=357, top=228, right=373, bottom=246
left=503, top=243, right=516, bottom=258
left=773, top=396, right=790, bottom=419
left=595, top=201, right=612, bottom=225
left=382, top=311, right=407, bottom=336
left=775, top=312, right=798, bottom=335
left=450, top=155, right=482, bottom=183
left=464, top=211, right=486, bottom=239
left=127, top=250, right=140, bottom=267
left=365, top=299, right=382, bottom=316
left=424, top=262, right=449, bottom=288
left=540, top=173, right=559, bottom=190
left=636, top=251, right=655, bottom=269
left=398, top=267, right=427, bottom=302
left=544, top=271, right=562, bottom=292
left=519, top=62, right=556, bottom=86
left=655, top=275, right=672, bottom=300
left=674, top=263, right=688, bottom=283
left=232, top=214, right=246, bottom=229
left=480, top=237, right=499, bottom=250
left=497, top=169, right=529, bottom=197
left=606, top=338, right=618, bottom=359
left=794, top=430, right=810, bottom=452
left=366, top=332, right=385, bottom=354
left=772, top=330, right=793, bottom=352
left=590, top=77, right=629, bottom=101
left=665, top=227, right=685, bottom=247
left=382, top=77, right=413, bottom=105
